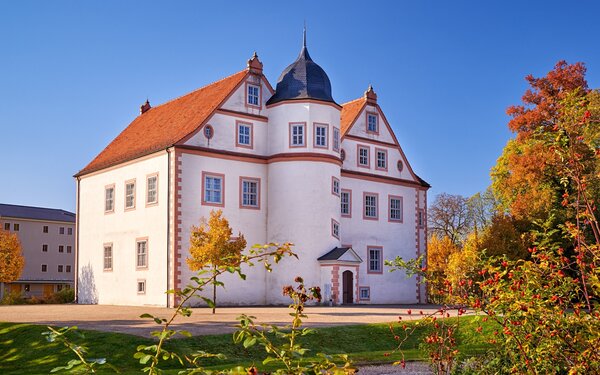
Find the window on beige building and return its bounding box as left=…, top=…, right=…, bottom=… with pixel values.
left=136, top=240, right=148, bottom=268
left=146, top=175, right=158, bottom=205
left=103, top=244, right=113, bottom=271
left=105, top=185, right=115, bottom=212
left=125, top=180, right=136, bottom=209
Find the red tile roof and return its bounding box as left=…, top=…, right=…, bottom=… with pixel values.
left=340, top=97, right=366, bottom=135
left=77, top=70, right=248, bottom=176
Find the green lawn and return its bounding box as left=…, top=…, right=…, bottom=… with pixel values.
left=0, top=316, right=496, bottom=374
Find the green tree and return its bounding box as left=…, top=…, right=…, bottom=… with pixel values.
left=187, top=210, right=247, bottom=313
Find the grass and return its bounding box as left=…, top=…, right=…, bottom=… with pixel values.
left=0, top=316, right=497, bottom=374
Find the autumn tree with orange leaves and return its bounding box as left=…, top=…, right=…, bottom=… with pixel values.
left=0, top=228, right=25, bottom=293
left=187, top=210, right=247, bottom=313
left=492, top=61, right=590, bottom=222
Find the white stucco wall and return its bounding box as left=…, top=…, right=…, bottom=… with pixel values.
left=267, top=102, right=342, bottom=157
left=184, top=112, right=269, bottom=156
left=177, top=152, right=269, bottom=305
left=339, top=176, right=419, bottom=304
left=346, top=104, right=395, bottom=144
left=77, top=152, right=169, bottom=306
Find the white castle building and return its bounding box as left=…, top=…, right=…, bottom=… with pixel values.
left=75, top=37, right=429, bottom=307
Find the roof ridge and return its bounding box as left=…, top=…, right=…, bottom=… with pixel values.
left=145, top=69, right=247, bottom=111
left=340, top=96, right=365, bottom=107
left=0, top=203, right=72, bottom=213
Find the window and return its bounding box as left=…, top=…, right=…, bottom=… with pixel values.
left=58, top=265, right=64, bottom=273
left=341, top=190, right=351, bottom=217
left=340, top=149, right=346, bottom=161
left=137, top=280, right=146, bottom=294
left=24, top=284, right=30, bottom=292
left=290, top=123, right=306, bottom=147
left=367, top=113, right=378, bottom=133
left=125, top=180, right=136, bottom=209
left=236, top=122, right=253, bottom=148
left=68, top=228, right=73, bottom=235
left=368, top=247, right=383, bottom=273
left=105, top=185, right=115, bottom=212
left=57, top=285, right=63, bottom=292
left=364, top=193, right=378, bottom=219
left=240, top=178, right=260, bottom=208
left=418, top=209, right=425, bottom=228
left=314, top=123, right=328, bottom=148
left=42, top=244, right=48, bottom=252
left=13, top=223, right=19, bottom=231
left=103, top=244, right=113, bottom=271
left=136, top=240, right=148, bottom=268
left=3, top=223, right=9, bottom=231
left=60, top=227, right=65, bottom=235
left=59, top=245, right=64, bottom=253
left=66, top=265, right=71, bottom=273
left=331, top=177, right=340, bottom=196
left=359, top=287, right=370, bottom=301
left=376, top=149, right=387, bottom=171
left=331, top=219, right=340, bottom=239
left=397, top=160, right=404, bottom=172
left=43, top=225, right=48, bottom=233
left=333, top=127, right=340, bottom=152
left=358, top=145, right=370, bottom=168
left=204, top=124, right=214, bottom=139
left=389, top=196, right=403, bottom=222
left=67, top=246, right=72, bottom=254
left=247, top=84, right=260, bottom=106
left=146, top=175, right=158, bottom=205
left=41, top=264, right=47, bottom=272
left=202, top=173, right=224, bottom=206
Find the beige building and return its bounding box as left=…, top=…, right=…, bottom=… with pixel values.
left=0, top=204, right=76, bottom=299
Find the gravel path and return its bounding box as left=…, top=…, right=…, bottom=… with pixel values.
left=0, top=303, right=468, bottom=337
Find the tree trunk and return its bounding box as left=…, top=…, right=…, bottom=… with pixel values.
left=212, top=266, right=217, bottom=314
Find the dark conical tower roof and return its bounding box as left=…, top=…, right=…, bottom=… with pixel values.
left=266, top=32, right=336, bottom=106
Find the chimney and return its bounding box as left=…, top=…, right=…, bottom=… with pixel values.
left=247, top=52, right=263, bottom=74
left=140, top=99, right=151, bottom=114
left=364, top=85, right=377, bottom=105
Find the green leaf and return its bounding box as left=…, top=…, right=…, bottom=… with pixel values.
left=140, top=313, right=154, bottom=319
left=139, top=354, right=153, bottom=364
left=178, top=330, right=192, bottom=338
left=243, top=337, right=257, bottom=348
left=202, top=297, right=216, bottom=308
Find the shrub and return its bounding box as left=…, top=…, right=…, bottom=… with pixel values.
left=46, top=288, right=75, bottom=304
left=0, top=290, right=27, bottom=305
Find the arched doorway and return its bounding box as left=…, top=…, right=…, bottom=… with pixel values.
left=342, top=270, right=353, bottom=304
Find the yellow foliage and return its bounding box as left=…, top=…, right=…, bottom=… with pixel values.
left=0, top=228, right=25, bottom=282
left=427, top=235, right=459, bottom=274
left=446, top=233, right=480, bottom=291
left=427, top=235, right=459, bottom=303
left=187, top=210, right=247, bottom=271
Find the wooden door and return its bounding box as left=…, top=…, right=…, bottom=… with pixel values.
left=342, top=271, right=353, bottom=304
left=43, top=284, right=54, bottom=298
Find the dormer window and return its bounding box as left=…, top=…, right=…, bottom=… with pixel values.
left=367, top=113, right=378, bottom=134
left=247, top=84, right=260, bottom=106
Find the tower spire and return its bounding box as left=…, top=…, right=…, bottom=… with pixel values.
left=303, top=21, right=306, bottom=48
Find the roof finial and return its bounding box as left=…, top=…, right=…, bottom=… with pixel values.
left=303, top=21, right=306, bottom=48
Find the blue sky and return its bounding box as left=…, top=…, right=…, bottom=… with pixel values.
left=1, top=1, right=599, bottom=212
